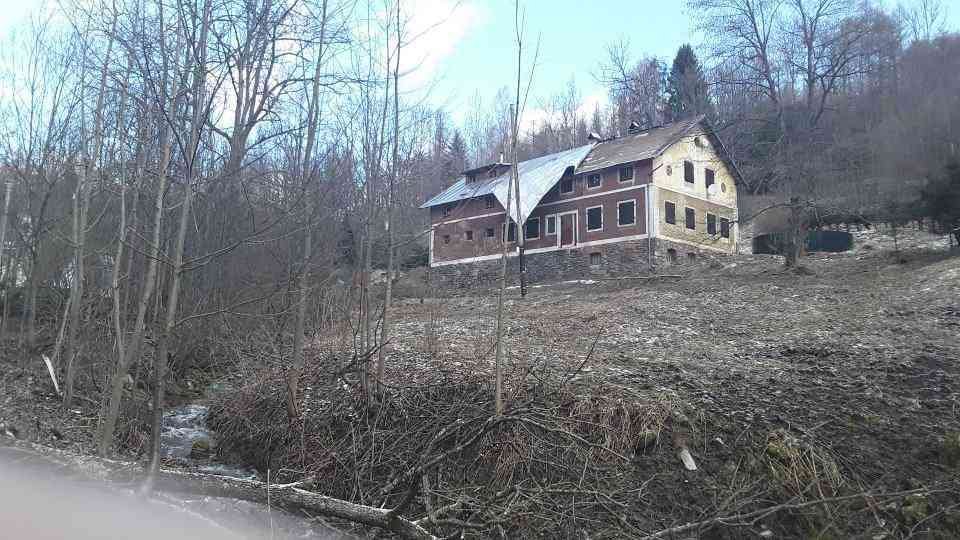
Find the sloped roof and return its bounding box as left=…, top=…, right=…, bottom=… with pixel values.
left=420, top=143, right=595, bottom=225
left=576, top=116, right=702, bottom=174
left=420, top=116, right=744, bottom=222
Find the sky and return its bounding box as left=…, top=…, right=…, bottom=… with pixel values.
left=402, top=0, right=699, bottom=130
left=1, top=0, right=958, bottom=133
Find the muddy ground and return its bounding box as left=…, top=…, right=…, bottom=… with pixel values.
left=2, top=227, right=959, bottom=538
left=364, top=228, right=960, bottom=536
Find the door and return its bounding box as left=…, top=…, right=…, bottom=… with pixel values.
left=560, top=213, right=576, bottom=247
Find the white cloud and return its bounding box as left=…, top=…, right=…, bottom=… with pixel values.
left=398, top=0, right=486, bottom=92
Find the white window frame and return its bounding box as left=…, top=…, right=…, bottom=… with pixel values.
left=545, top=214, right=557, bottom=236
left=586, top=173, right=602, bottom=190
left=617, top=199, right=637, bottom=227
left=585, top=205, right=604, bottom=232
left=618, top=166, right=635, bottom=183
left=559, top=177, right=574, bottom=194
left=589, top=252, right=602, bottom=266
left=706, top=212, right=717, bottom=236
left=524, top=217, right=540, bottom=240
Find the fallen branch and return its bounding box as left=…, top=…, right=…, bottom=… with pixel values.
left=0, top=438, right=437, bottom=540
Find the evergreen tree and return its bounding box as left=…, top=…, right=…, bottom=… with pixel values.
left=667, top=44, right=712, bottom=121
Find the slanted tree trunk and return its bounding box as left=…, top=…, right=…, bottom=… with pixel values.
left=144, top=0, right=212, bottom=491
left=97, top=105, right=150, bottom=457
left=286, top=0, right=328, bottom=419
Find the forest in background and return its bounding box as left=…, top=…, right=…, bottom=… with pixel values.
left=0, top=0, right=959, bottom=538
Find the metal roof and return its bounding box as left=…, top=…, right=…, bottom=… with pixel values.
left=420, top=115, right=744, bottom=222
left=420, top=143, right=595, bottom=225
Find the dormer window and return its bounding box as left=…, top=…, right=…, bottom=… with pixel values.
left=619, top=166, right=634, bottom=183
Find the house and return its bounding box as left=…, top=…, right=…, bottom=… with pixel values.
left=420, top=116, right=742, bottom=286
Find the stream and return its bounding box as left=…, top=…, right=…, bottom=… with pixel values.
left=154, top=404, right=351, bottom=538
left=160, top=404, right=258, bottom=480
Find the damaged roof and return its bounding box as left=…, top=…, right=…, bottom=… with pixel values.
left=420, top=143, right=595, bottom=226
left=420, top=116, right=743, bottom=221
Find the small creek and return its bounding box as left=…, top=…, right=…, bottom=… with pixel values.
left=160, top=404, right=258, bottom=480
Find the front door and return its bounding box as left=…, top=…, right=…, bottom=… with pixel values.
left=560, top=213, right=576, bottom=247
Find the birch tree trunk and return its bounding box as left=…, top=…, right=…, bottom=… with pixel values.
left=0, top=181, right=11, bottom=309
left=97, top=107, right=150, bottom=457
left=286, top=0, right=329, bottom=419
left=376, top=0, right=402, bottom=387
left=63, top=11, right=118, bottom=407
left=144, top=0, right=212, bottom=490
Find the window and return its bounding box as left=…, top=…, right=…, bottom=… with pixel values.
left=502, top=222, right=517, bottom=243
left=617, top=200, right=636, bottom=226
left=685, top=207, right=696, bottom=230
left=666, top=248, right=677, bottom=263
left=485, top=195, right=495, bottom=209
left=442, top=204, right=454, bottom=217
left=465, top=230, right=473, bottom=241
left=684, top=161, right=694, bottom=184
left=720, top=218, right=730, bottom=239
left=525, top=217, right=540, bottom=240
left=705, top=169, right=715, bottom=190
left=687, top=252, right=697, bottom=262
left=560, top=177, right=574, bottom=194
left=545, top=215, right=557, bottom=235
left=619, top=166, right=634, bottom=183
left=485, top=227, right=495, bottom=238
left=586, top=206, right=603, bottom=231
left=586, top=173, right=602, bottom=189
left=707, top=213, right=717, bottom=235
left=589, top=252, right=602, bottom=266
left=443, top=234, right=451, bottom=244
left=665, top=201, right=676, bottom=225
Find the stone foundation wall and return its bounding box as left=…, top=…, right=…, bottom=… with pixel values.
left=650, top=238, right=732, bottom=269
left=431, top=240, right=654, bottom=291
left=430, top=238, right=736, bottom=291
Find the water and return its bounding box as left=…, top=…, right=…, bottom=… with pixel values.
left=160, top=404, right=258, bottom=480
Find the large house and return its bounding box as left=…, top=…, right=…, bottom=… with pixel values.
left=420, top=116, right=743, bottom=286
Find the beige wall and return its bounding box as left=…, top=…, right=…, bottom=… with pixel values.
left=651, top=130, right=740, bottom=253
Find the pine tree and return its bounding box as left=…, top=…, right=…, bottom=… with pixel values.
left=667, top=44, right=712, bottom=121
